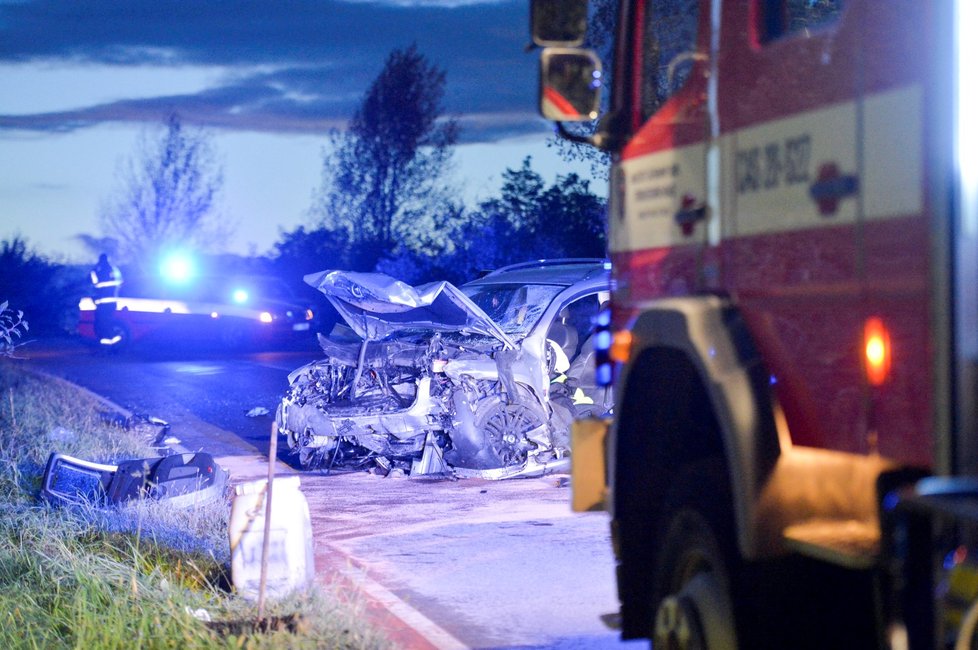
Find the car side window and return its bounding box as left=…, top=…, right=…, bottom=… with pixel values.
left=549, top=294, right=601, bottom=363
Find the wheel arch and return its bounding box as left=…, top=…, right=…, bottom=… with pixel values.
left=610, top=295, right=781, bottom=563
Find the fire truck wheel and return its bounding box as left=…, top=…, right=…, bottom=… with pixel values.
left=651, top=460, right=738, bottom=650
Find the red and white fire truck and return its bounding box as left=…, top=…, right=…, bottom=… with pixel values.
left=533, top=1, right=978, bottom=647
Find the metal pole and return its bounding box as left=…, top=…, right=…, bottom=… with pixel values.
left=257, top=421, right=278, bottom=620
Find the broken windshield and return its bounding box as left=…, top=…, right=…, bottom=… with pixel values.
left=461, top=283, right=563, bottom=340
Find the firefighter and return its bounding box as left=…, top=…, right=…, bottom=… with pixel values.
left=90, top=253, right=123, bottom=346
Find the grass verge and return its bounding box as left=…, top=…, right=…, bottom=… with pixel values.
left=0, top=361, right=388, bottom=649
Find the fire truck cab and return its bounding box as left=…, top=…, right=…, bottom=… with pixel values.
left=534, top=1, right=978, bottom=647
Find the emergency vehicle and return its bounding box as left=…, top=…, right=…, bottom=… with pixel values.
left=77, top=271, right=316, bottom=350
left=532, top=1, right=978, bottom=647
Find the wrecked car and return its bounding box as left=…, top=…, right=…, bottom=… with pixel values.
left=275, top=260, right=612, bottom=480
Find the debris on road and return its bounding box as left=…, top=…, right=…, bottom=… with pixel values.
left=98, top=411, right=172, bottom=447
left=47, top=426, right=76, bottom=443
left=185, top=607, right=212, bottom=622
left=244, top=406, right=270, bottom=417
left=41, top=451, right=228, bottom=508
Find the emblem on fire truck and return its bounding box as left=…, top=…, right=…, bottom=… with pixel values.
left=809, top=162, right=859, bottom=216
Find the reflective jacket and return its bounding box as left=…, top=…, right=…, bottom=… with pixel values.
left=91, top=263, right=122, bottom=304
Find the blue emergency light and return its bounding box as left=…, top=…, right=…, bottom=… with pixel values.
left=159, top=252, right=195, bottom=284
left=593, top=306, right=613, bottom=387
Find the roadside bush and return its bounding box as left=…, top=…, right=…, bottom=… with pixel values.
left=0, top=237, right=87, bottom=336
left=0, top=301, right=28, bottom=357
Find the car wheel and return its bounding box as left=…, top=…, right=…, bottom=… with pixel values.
left=474, top=387, right=548, bottom=468
left=651, top=459, right=739, bottom=650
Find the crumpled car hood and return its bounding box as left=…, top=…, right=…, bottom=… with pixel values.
left=304, top=270, right=516, bottom=348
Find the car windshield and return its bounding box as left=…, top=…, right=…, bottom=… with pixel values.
left=462, top=283, right=564, bottom=340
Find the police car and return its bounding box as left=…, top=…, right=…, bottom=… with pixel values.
left=78, top=270, right=317, bottom=351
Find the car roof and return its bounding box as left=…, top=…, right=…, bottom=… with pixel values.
left=463, top=259, right=610, bottom=288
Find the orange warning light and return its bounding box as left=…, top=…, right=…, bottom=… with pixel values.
left=610, top=329, right=633, bottom=364
left=864, top=317, right=891, bottom=386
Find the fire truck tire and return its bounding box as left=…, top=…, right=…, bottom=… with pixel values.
left=651, top=459, right=739, bottom=650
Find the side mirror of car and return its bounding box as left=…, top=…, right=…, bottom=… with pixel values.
left=531, top=0, right=588, bottom=46
left=539, top=47, right=602, bottom=122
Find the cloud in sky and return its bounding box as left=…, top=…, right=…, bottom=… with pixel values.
left=0, top=0, right=544, bottom=141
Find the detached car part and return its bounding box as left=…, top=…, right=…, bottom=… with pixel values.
left=41, top=451, right=228, bottom=507
left=98, top=412, right=172, bottom=447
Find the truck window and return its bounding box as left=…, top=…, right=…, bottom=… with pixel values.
left=640, top=0, right=700, bottom=122
left=759, top=0, right=843, bottom=42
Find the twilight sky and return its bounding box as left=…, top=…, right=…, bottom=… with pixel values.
left=0, top=0, right=600, bottom=262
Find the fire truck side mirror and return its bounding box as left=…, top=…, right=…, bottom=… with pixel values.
left=539, top=47, right=602, bottom=122
left=531, top=0, right=588, bottom=46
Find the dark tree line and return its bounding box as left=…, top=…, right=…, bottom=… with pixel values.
left=84, top=43, right=605, bottom=288
left=308, top=44, right=460, bottom=274
left=275, top=152, right=606, bottom=288
left=276, top=44, right=606, bottom=287
left=0, top=237, right=88, bottom=335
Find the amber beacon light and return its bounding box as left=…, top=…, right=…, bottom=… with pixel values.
left=863, top=317, right=891, bottom=386
left=610, top=329, right=633, bottom=364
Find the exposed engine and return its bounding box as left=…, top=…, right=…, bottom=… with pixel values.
left=276, top=331, right=572, bottom=479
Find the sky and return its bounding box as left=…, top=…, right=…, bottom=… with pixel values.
left=0, top=0, right=603, bottom=263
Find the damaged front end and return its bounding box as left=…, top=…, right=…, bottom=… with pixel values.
left=276, top=271, right=573, bottom=480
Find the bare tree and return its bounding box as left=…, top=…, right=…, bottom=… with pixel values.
left=311, top=44, right=460, bottom=271
left=100, top=114, right=230, bottom=267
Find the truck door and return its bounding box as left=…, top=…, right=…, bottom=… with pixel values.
left=609, top=0, right=712, bottom=298
left=720, top=1, right=931, bottom=463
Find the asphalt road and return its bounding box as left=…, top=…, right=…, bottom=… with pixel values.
left=20, top=336, right=317, bottom=460
left=19, top=336, right=640, bottom=650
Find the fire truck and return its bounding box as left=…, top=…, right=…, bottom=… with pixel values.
left=532, top=1, right=978, bottom=647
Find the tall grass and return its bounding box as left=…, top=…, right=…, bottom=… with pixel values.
left=0, top=362, right=388, bottom=649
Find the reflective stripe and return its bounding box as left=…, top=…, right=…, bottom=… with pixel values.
left=80, top=295, right=278, bottom=321
left=611, top=85, right=924, bottom=252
